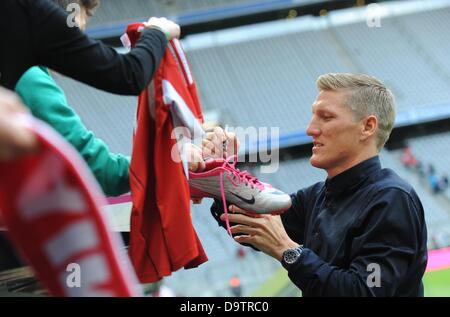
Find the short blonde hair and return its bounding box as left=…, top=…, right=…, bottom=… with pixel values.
left=316, top=73, right=396, bottom=151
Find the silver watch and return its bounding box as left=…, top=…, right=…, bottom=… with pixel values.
left=282, top=246, right=303, bottom=269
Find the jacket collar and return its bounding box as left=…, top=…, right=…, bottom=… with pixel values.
left=325, top=156, right=381, bottom=198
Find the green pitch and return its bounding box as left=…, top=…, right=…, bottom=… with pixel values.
left=423, top=268, right=450, bottom=297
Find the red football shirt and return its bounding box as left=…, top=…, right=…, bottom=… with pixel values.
left=126, top=24, right=207, bottom=283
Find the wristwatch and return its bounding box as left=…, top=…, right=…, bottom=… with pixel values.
left=281, top=246, right=304, bottom=270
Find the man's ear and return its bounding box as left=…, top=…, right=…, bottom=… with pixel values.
left=360, top=115, right=378, bottom=142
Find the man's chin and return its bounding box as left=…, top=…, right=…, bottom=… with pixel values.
left=310, top=155, right=326, bottom=169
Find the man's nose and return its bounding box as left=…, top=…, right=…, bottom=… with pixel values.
left=306, top=119, right=320, bottom=137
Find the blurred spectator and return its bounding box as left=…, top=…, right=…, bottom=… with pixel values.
left=428, top=164, right=436, bottom=175
left=416, top=161, right=426, bottom=178
left=144, top=281, right=176, bottom=297
left=434, top=175, right=450, bottom=194
left=401, top=145, right=418, bottom=168
left=236, top=247, right=247, bottom=259
left=153, top=284, right=176, bottom=297
left=142, top=281, right=160, bottom=296
left=428, top=173, right=440, bottom=194
left=431, top=232, right=450, bottom=249
left=431, top=235, right=440, bottom=249
left=426, top=164, right=449, bottom=194
left=440, top=175, right=449, bottom=191
left=229, top=275, right=242, bottom=297
left=426, top=164, right=439, bottom=193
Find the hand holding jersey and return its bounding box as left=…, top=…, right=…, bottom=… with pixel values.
left=144, top=17, right=181, bottom=40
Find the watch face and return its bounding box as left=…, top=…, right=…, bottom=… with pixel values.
left=284, top=249, right=300, bottom=265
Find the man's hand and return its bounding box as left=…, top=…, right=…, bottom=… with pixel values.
left=202, top=127, right=240, bottom=160
left=0, top=87, right=38, bottom=161
left=185, top=142, right=205, bottom=172
left=221, top=205, right=299, bottom=261
left=144, top=17, right=180, bottom=40
left=184, top=142, right=205, bottom=204
left=209, top=199, right=260, bottom=251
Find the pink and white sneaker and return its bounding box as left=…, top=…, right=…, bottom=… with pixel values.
left=188, top=155, right=292, bottom=235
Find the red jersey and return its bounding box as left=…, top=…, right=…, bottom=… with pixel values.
left=126, top=24, right=207, bottom=283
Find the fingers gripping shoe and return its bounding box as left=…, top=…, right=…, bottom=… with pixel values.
left=188, top=155, right=292, bottom=235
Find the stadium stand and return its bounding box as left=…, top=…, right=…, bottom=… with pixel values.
left=403, top=132, right=450, bottom=194
left=378, top=150, right=450, bottom=250
left=51, top=72, right=137, bottom=156
left=87, top=0, right=326, bottom=27
left=58, top=2, right=450, bottom=149
left=88, top=0, right=258, bottom=26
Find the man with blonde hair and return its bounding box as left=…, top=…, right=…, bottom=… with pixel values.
left=210, top=73, right=428, bottom=296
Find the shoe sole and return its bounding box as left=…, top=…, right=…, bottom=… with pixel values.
left=190, top=192, right=291, bottom=216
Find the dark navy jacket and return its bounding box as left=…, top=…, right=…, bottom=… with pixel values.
left=282, top=156, right=428, bottom=297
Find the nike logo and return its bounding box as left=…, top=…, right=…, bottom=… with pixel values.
left=231, top=192, right=255, bottom=205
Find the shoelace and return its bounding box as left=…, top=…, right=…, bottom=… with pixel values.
left=219, top=156, right=264, bottom=236
left=226, top=156, right=264, bottom=190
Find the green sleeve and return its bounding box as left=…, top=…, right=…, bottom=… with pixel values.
left=15, top=66, right=130, bottom=196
